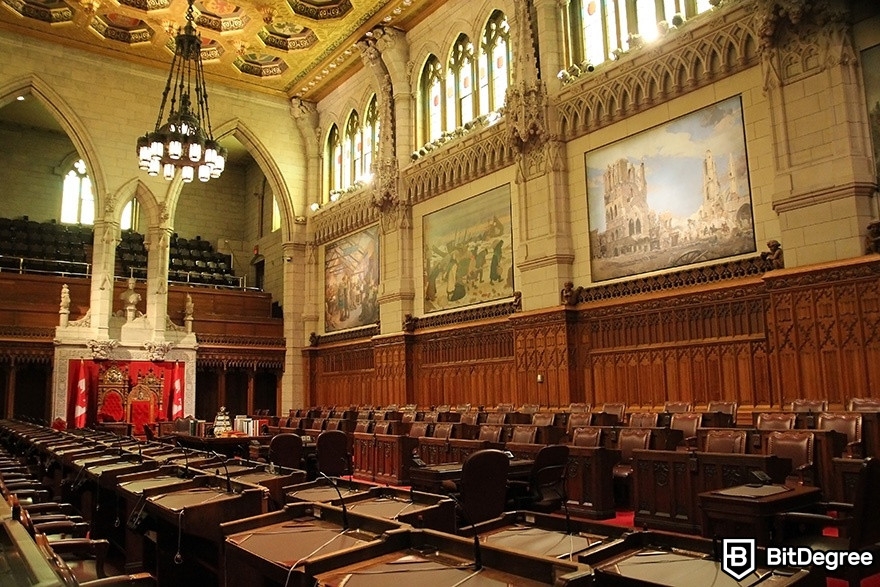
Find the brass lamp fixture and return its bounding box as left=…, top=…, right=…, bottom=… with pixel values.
left=136, top=0, right=226, bottom=183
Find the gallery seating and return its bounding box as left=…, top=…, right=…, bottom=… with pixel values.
left=790, top=399, right=827, bottom=412
left=628, top=412, right=658, bottom=428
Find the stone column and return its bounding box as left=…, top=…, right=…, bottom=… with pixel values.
left=89, top=219, right=120, bottom=338
left=143, top=226, right=173, bottom=341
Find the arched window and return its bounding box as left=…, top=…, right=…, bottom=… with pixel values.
left=447, top=35, right=476, bottom=129
left=421, top=56, right=444, bottom=143
left=60, top=159, right=94, bottom=225
left=327, top=124, right=341, bottom=198
left=361, top=95, right=379, bottom=181
left=563, top=0, right=713, bottom=69
left=480, top=11, right=510, bottom=114
left=342, top=111, right=359, bottom=189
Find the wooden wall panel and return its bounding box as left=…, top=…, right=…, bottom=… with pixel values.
left=302, top=258, right=880, bottom=414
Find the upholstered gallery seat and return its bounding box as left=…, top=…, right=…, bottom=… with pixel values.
left=766, top=430, right=815, bottom=485
left=663, top=401, right=692, bottom=413
left=756, top=412, right=797, bottom=431
left=702, top=429, right=747, bottom=453
left=817, top=412, right=863, bottom=458
left=628, top=412, right=658, bottom=428
left=790, top=399, right=827, bottom=412
left=571, top=426, right=602, bottom=448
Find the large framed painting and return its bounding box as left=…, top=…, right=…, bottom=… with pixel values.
left=586, top=95, right=755, bottom=282
left=423, top=184, right=514, bottom=313
left=324, top=226, right=379, bottom=332
left=862, top=45, right=880, bottom=181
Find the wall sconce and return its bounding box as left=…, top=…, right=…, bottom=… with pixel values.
left=309, top=202, right=320, bottom=212
left=537, top=374, right=544, bottom=384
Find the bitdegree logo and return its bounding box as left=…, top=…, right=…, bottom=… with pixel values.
left=767, top=547, right=873, bottom=571
left=721, top=538, right=874, bottom=580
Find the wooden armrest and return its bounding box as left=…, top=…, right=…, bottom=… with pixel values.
left=845, top=441, right=864, bottom=458
left=821, top=501, right=854, bottom=513
left=776, top=511, right=850, bottom=528
left=50, top=538, right=110, bottom=578
left=23, top=502, right=75, bottom=515
left=31, top=514, right=82, bottom=524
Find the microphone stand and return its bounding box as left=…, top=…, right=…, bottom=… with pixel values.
left=318, top=471, right=349, bottom=531
left=212, top=451, right=233, bottom=493
left=444, top=492, right=483, bottom=571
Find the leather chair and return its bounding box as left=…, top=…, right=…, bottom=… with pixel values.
left=571, top=426, right=602, bottom=448
left=507, top=444, right=570, bottom=512
left=531, top=412, right=554, bottom=427
left=353, top=420, right=372, bottom=433
left=663, top=401, right=692, bottom=413
left=432, top=423, right=454, bottom=439
left=459, top=412, right=478, bottom=425
left=773, top=458, right=880, bottom=587
left=848, top=398, right=880, bottom=412
left=496, top=403, right=514, bottom=413
left=790, top=399, right=827, bottom=412
left=628, top=412, right=658, bottom=428
left=706, top=400, right=738, bottom=421
left=670, top=412, right=701, bottom=449
left=485, top=412, right=507, bottom=425
left=519, top=404, right=540, bottom=415
left=566, top=413, right=592, bottom=435
left=316, top=430, right=351, bottom=478
left=612, top=428, right=652, bottom=507
left=373, top=421, right=391, bottom=435
left=267, top=433, right=303, bottom=469
left=766, top=430, right=815, bottom=485
left=568, top=403, right=590, bottom=413
left=408, top=422, right=431, bottom=438
left=447, top=449, right=510, bottom=528
left=478, top=425, right=503, bottom=443
left=510, top=426, right=536, bottom=444
left=756, top=412, right=797, bottom=430
left=703, top=429, right=747, bottom=453
left=817, top=413, right=863, bottom=458
left=598, top=403, right=626, bottom=425
left=33, top=533, right=156, bottom=587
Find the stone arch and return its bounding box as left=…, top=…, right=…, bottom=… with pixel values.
left=0, top=75, right=106, bottom=215
left=106, top=178, right=163, bottom=229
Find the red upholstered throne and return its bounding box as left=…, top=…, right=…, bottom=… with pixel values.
left=97, top=364, right=129, bottom=423
left=128, top=369, right=163, bottom=436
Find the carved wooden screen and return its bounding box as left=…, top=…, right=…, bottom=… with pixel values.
left=97, top=364, right=129, bottom=422
left=128, top=368, right=164, bottom=434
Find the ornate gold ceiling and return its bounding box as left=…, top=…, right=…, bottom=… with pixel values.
left=0, top=0, right=436, bottom=100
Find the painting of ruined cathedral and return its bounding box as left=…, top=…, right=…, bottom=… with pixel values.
left=423, top=185, right=514, bottom=313
left=324, top=226, right=379, bottom=332
left=585, top=96, right=755, bottom=282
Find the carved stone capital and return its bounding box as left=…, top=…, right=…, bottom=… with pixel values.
left=506, top=81, right=550, bottom=156
left=86, top=339, right=118, bottom=360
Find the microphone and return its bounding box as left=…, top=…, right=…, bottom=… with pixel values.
left=444, top=492, right=482, bottom=570
left=213, top=451, right=233, bottom=493
left=116, top=434, right=125, bottom=457
left=176, top=442, right=191, bottom=478
left=318, top=471, right=349, bottom=531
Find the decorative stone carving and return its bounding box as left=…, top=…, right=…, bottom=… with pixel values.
left=867, top=221, right=880, bottom=255
left=69, top=308, right=92, bottom=328
left=506, top=81, right=549, bottom=156
left=59, top=284, right=70, bottom=327
left=144, top=341, right=173, bottom=361
left=761, top=239, right=784, bottom=270
left=309, top=332, right=319, bottom=346
left=87, top=339, right=118, bottom=360
left=402, top=313, right=416, bottom=333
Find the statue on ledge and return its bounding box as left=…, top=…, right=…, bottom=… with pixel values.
left=761, top=239, right=784, bottom=270
left=120, top=277, right=141, bottom=323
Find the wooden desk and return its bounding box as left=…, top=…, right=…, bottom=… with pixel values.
left=221, top=502, right=408, bottom=587
left=170, top=433, right=270, bottom=457
left=312, top=528, right=593, bottom=587
left=505, top=443, right=620, bottom=520
left=230, top=465, right=306, bottom=509
left=633, top=451, right=793, bottom=535
left=351, top=433, right=418, bottom=485
left=344, top=486, right=456, bottom=533
left=599, top=427, right=684, bottom=451
left=698, top=484, right=821, bottom=545
left=408, top=459, right=533, bottom=494
left=579, top=530, right=816, bottom=586
left=284, top=477, right=375, bottom=504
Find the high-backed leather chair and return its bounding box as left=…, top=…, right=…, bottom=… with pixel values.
left=510, top=425, right=537, bottom=444
left=766, top=430, right=815, bottom=485
left=848, top=398, right=880, bottom=412
left=703, top=429, right=747, bottom=453
left=508, top=444, right=570, bottom=512
left=531, top=412, right=554, bottom=427
left=453, top=449, right=510, bottom=527
left=817, top=413, right=863, bottom=458
left=408, top=422, right=431, bottom=438
left=496, top=403, right=514, bottom=413
left=612, top=428, right=652, bottom=508
left=267, top=433, right=303, bottom=469
left=670, top=412, right=701, bottom=449
left=432, top=422, right=454, bottom=439
left=790, top=399, right=827, bottom=412
left=485, top=412, right=507, bottom=425
left=756, top=412, right=797, bottom=431
left=773, top=458, right=880, bottom=587
left=519, top=404, right=540, bottom=415
left=599, top=403, right=626, bottom=425
left=316, top=430, right=351, bottom=478
left=628, top=412, right=658, bottom=428
left=373, top=421, right=391, bottom=435
left=353, top=420, right=372, bottom=433
left=567, top=413, right=592, bottom=435
left=568, top=403, right=591, bottom=413
left=664, top=401, right=692, bottom=413
left=571, top=426, right=602, bottom=448
left=478, top=425, right=503, bottom=443
left=459, top=412, right=478, bottom=425
left=707, top=401, right=738, bottom=421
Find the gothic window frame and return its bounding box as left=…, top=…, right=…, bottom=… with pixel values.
left=420, top=54, right=445, bottom=144
left=480, top=10, right=511, bottom=115
left=60, top=158, right=95, bottom=226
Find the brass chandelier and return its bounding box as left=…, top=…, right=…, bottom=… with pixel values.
left=136, top=0, right=226, bottom=182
